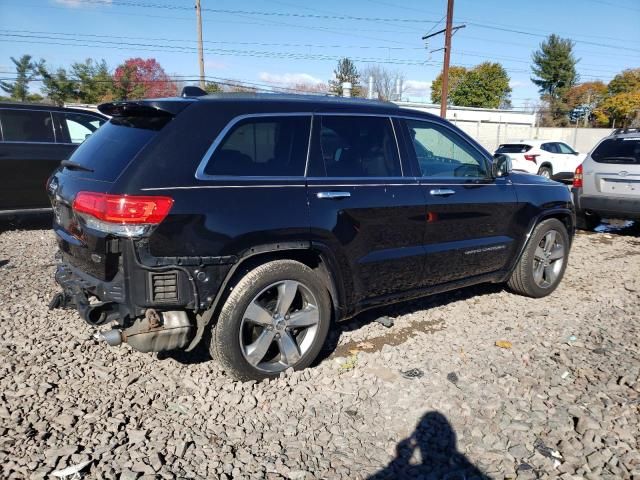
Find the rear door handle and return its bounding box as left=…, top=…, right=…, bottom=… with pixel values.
left=316, top=191, right=351, bottom=199
left=429, top=189, right=455, bottom=196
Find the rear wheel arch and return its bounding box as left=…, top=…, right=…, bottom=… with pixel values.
left=191, top=244, right=345, bottom=347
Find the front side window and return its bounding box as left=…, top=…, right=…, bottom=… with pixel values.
left=541, top=143, right=559, bottom=153
left=406, top=120, right=488, bottom=178
left=316, top=115, right=401, bottom=178
left=0, top=109, right=55, bottom=142
left=203, top=116, right=311, bottom=177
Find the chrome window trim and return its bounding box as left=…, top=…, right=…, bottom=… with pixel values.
left=192, top=109, right=493, bottom=184
left=0, top=141, right=80, bottom=146
left=194, top=112, right=313, bottom=181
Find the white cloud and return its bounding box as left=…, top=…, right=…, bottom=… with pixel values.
left=404, top=80, right=432, bottom=96
left=509, top=80, right=525, bottom=89
left=54, top=0, right=112, bottom=7
left=259, top=72, right=323, bottom=86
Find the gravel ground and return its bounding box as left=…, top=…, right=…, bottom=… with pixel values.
left=1, top=220, right=639, bottom=480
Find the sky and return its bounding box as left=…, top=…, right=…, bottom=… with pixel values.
left=0, top=0, right=639, bottom=109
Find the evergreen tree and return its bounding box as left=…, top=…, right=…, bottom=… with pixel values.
left=329, top=58, right=361, bottom=97
left=531, top=34, right=579, bottom=125
left=0, top=54, right=43, bottom=101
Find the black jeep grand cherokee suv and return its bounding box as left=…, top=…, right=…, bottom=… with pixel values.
left=49, top=93, right=574, bottom=380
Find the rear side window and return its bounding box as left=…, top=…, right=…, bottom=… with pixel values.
left=0, top=109, right=55, bottom=142
left=591, top=137, right=640, bottom=164
left=315, top=115, right=401, bottom=177
left=557, top=142, right=576, bottom=154
left=54, top=112, right=106, bottom=144
left=203, top=116, right=311, bottom=177
left=496, top=144, right=531, bottom=154
left=63, top=116, right=170, bottom=181
left=541, top=143, right=559, bottom=153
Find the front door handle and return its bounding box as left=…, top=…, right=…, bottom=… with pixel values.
left=316, top=191, right=351, bottom=200
left=429, top=188, right=455, bottom=196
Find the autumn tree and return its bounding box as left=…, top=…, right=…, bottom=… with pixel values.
left=607, top=68, right=640, bottom=95
left=0, top=54, right=44, bottom=101
left=430, top=66, right=467, bottom=104
left=329, top=58, right=362, bottom=97
left=113, top=58, right=177, bottom=100
left=594, top=92, right=640, bottom=128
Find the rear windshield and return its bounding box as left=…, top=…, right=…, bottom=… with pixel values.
left=63, top=116, right=170, bottom=181
left=591, top=137, right=640, bottom=165
left=496, top=144, right=531, bottom=153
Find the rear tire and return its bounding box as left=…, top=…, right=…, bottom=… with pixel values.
left=210, top=260, right=331, bottom=381
left=508, top=218, right=569, bottom=298
left=575, top=210, right=600, bottom=231
left=537, top=166, right=552, bottom=178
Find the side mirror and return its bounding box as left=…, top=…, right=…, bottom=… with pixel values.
left=573, top=151, right=580, bottom=155
left=492, top=154, right=512, bottom=178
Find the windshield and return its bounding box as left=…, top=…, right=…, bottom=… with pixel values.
left=496, top=144, right=531, bottom=154
left=591, top=137, right=640, bottom=165
left=63, top=115, right=171, bottom=181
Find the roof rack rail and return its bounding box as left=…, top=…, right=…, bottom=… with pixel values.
left=613, top=127, right=640, bottom=135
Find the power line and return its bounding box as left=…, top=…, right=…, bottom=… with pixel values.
left=0, top=30, right=629, bottom=77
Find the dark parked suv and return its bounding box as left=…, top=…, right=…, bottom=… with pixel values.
left=0, top=103, right=107, bottom=216
left=49, top=92, right=574, bottom=380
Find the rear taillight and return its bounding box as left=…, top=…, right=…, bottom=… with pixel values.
left=573, top=164, right=583, bottom=188
left=524, top=154, right=538, bottom=163
left=73, top=192, right=174, bottom=237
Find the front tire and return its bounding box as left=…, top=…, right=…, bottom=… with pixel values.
left=508, top=218, right=569, bottom=298
left=210, top=260, right=331, bottom=381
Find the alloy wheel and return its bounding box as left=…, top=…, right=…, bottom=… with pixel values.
left=239, top=280, right=320, bottom=373
left=532, top=229, right=565, bottom=288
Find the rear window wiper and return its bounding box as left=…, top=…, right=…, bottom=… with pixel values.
left=61, top=160, right=95, bottom=172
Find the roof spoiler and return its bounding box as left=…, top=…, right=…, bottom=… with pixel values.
left=98, top=99, right=192, bottom=117
left=181, top=86, right=208, bottom=98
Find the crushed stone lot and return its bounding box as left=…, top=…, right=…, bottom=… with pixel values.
left=1, top=221, right=639, bottom=480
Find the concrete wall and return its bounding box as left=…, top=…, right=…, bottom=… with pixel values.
left=398, top=101, right=536, bottom=125
left=454, top=122, right=613, bottom=153
left=396, top=101, right=612, bottom=154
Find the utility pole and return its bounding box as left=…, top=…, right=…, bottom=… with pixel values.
left=195, top=0, right=205, bottom=89
left=421, top=1, right=463, bottom=119
left=440, top=0, right=454, bottom=118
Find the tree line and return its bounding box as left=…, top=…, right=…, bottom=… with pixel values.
left=329, top=33, right=639, bottom=128
left=2, top=34, right=638, bottom=128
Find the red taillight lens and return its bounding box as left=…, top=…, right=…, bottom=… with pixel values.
left=73, top=192, right=174, bottom=225
left=573, top=164, right=583, bottom=188
left=524, top=154, right=538, bottom=163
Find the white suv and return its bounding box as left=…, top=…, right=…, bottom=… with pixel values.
left=572, top=129, right=640, bottom=230
left=495, top=140, right=585, bottom=182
